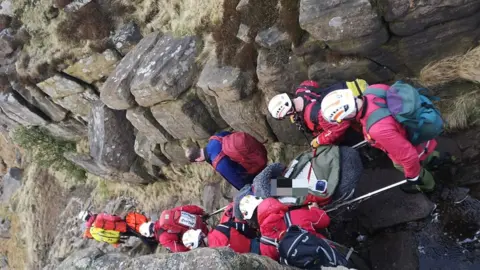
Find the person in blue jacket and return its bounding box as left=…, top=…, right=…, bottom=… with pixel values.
left=185, top=131, right=255, bottom=190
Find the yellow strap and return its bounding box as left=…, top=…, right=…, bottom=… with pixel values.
left=346, top=79, right=368, bottom=97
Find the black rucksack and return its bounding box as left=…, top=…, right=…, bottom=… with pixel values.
left=260, top=211, right=349, bottom=269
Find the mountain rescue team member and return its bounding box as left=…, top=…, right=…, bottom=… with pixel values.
left=320, top=87, right=438, bottom=193
left=185, top=131, right=268, bottom=190
left=182, top=220, right=260, bottom=253
left=181, top=202, right=260, bottom=253
left=138, top=205, right=209, bottom=253
left=239, top=195, right=331, bottom=261
left=78, top=211, right=133, bottom=247
left=267, top=80, right=367, bottom=148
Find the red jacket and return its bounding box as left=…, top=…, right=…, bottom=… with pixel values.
left=83, top=214, right=97, bottom=239
left=358, top=84, right=437, bottom=178
left=296, top=81, right=356, bottom=145
left=207, top=203, right=255, bottom=253
left=153, top=205, right=209, bottom=253
left=256, top=198, right=330, bottom=261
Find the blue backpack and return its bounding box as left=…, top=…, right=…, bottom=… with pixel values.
left=364, top=81, right=444, bottom=145
left=260, top=212, right=349, bottom=269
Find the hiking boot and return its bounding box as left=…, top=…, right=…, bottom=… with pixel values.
left=400, top=184, right=435, bottom=194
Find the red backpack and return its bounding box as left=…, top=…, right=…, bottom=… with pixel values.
left=158, top=209, right=203, bottom=234
left=210, top=132, right=267, bottom=175
left=93, top=213, right=127, bottom=233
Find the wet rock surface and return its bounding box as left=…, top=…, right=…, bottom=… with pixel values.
left=354, top=168, right=435, bottom=233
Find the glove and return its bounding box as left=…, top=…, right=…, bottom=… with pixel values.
left=201, top=214, right=210, bottom=222
left=310, top=136, right=321, bottom=148
left=406, top=175, right=423, bottom=186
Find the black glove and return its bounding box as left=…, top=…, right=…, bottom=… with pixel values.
left=201, top=214, right=210, bottom=222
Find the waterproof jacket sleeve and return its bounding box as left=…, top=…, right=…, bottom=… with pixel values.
left=316, top=116, right=352, bottom=145
left=216, top=158, right=250, bottom=190
left=175, top=205, right=206, bottom=216
left=159, top=232, right=190, bottom=253
left=369, top=124, right=421, bottom=178
left=308, top=207, right=331, bottom=230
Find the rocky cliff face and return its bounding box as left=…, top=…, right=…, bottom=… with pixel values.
left=1, top=0, right=479, bottom=177
left=1, top=0, right=480, bottom=269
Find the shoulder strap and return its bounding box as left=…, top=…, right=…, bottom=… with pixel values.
left=366, top=108, right=391, bottom=133
left=364, top=87, right=387, bottom=99
left=354, top=80, right=363, bottom=98
left=210, top=135, right=226, bottom=169
left=212, top=152, right=226, bottom=169
left=215, top=223, right=231, bottom=239
left=260, top=236, right=279, bottom=247
left=283, top=211, right=293, bottom=227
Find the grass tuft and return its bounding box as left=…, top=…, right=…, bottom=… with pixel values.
left=120, top=0, right=224, bottom=37
left=458, top=46, right=480, bottom=84
left=12, top=126, right=86, bottom=185
left=438, top=89, right=480, bottom=131
left=419, top=55, right=462, bottom=87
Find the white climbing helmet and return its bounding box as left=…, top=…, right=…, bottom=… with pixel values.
left=139, top=222, right=154, bottom=238
left=182, top=229, right=205, bottom=250
left=320, top=89, right=358, bottom=123
left=77, top=210, right=89, bottom=221
left=268, top=93, right=294, bottom=119
left=239, top=195, right=264, bottom=220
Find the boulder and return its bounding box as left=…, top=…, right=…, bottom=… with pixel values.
left=130, top=34, right=198, bottom=107
left=64, top=0, right=93, bottom=12
left=217, top=92, right=274, bottom=143
left=370, top=231, right=418, bottom=270
left=382, top=0, right=480, bottom=36
left=112, top=22, right=143, bottom=56
left=160, top=140, right=190, bottom=165
left=197, top=56, right=255, bottom=102
left=100, top=32, right=161, bottom=110
left=126, top=107, right=173, bottom=144
left=196, top=88, right=229, bottom=129
left=0, top=254, right=7, bottom=269
left=36, top=75, right=85, bottom=99
left=308, top=57, right=395, bottom=86
left=0, top=167, right=22, bottom=203
left=255, top=26, right=291, bottom=49
left=292, top=33, right=326, bottom=64
left=236, top=23, right=253, bottom=43
left=63, top=50, right=120, bottom=84
left=54, top=89, right=99, bottom=121
left=150, top=93, right=218, bottom=140
left=64, top=153, right=154, bottom=184
left=0, top=14, right=11, bottom=30
left=88, top=100, right=136, bottom=171
left=0, top=108, right=19, bottom=132
left=44, top=118, right=87, bottom=141
left=0, top=91, right=48, bottom=126
left=0, top=1, right=13, bottom=17
left=354, top=168, right=435, bottom=233
left=395, top=13, right=480, bottom=73
left=257, top=48, right=308, bottom=95
left=0, top=28, right=15, bottom=57
left=134, top=134, right=170, bottom=167
left=10, top=81, right=67, bottom=122
left=0, top=217, right=10, bottom=239
left=266, top=114, right=309, bottom=145
left=299, top=0, right=388, bottom=54
left=58, top=247, right=310, bottom=270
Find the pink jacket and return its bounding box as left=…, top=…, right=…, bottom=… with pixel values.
left=357, top=84, right=437, bottom=178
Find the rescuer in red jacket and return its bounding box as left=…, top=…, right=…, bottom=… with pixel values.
left=138, top=205, right=209, bottom=252
left=239, top=195, right=331, bottom=261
